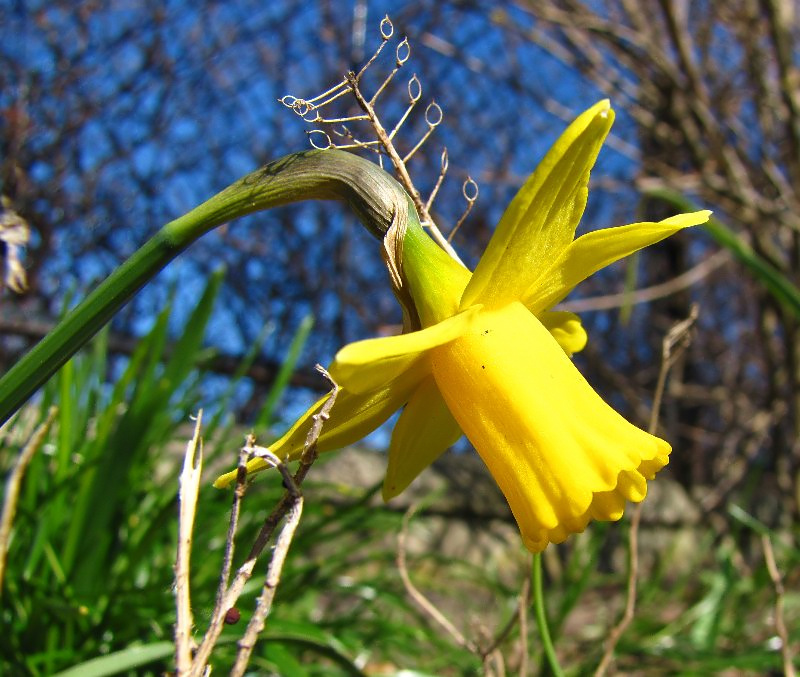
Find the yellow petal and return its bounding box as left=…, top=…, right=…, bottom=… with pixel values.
left=461, top=101, right=614, bottom=310
left=429, top=302, right=669, bottom=552
left=524, top=210, right=712, bottom=314
left=382, top=376, right=463, bottom=500
left=330, top=305, right=480, bottom=394
left=539, top=311, right=587, bottom=356
left=213, top=363, right=425, bottom=489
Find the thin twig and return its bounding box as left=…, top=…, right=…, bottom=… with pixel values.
left=190, top=497, right=290, bottom=674
left=368, top=35, right=409, bottom=105
left=0, top=406, right=57, bottom=594
left=425, top=148, right=449, bottom=213
left=346, top=71, right=464, bottom=265
left=478, top=576, right=530, bottom=677
left=761, top=534, right=796, bottom=677
left=482, top=576, right=531, bottom=661
left=175, top=411, right=204, bottom=675
left=650, top=305, right=699, bottom=432
left=212, top=437, right=254, bottom=624
left=357, top=15, right=394, bottom=80
left=594, top=306, right=699, bottom=677
left=231, top=452, right=304, bottom=676
left=387, top=75, right=422, bottom=142
left=190, top=437, right=253, bottom=676
left=189, top=367, right=338, bottom=674
left=448, top=177, right=479, bottom=243
left=396, top=501, right=478, bottom=653
left=559, top=251, right=729, bottom=314
left=593, top=501, right=642, bottom=677
left=397, top=503, right=531, bottom=674
left=483, top=648, right=506, bottom=677
left=281, top=16, right=468, bottom=265
left=232, top=367, right=337, bottom=673
left=402, top=102, right=442, bottom=163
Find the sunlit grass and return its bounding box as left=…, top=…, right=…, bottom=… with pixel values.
left=1, top=271, right=797, bottom=676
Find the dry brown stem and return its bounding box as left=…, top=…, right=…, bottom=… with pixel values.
left=230, top=451, right=304, bottom=676
left=0, top=406, right=57, bottom=594
left=761, top=534, right=796, bottom=677
left=180, top=366, right=338, bottom=675
left=175, top=411, right=204, bottom=673
left=281, top=15, right=473, bottom=266
left=397, top=501, right=532, bottom=676
left=560, top=251, right=729, bottom=314
left=594, top=306, right=698, bottom=677
left=397, top=501, right=478, bottom=653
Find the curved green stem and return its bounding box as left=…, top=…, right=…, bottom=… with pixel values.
left=533, top=552, right=565, bottom=677
left=0, top=150, right=411, bottom=425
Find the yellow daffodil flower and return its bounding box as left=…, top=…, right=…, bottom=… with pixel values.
left=215, top=100, right=711, bottom=551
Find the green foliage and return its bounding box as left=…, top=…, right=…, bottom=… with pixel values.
left=1, top=270, right=227, bottom=674
left=1, top=271, right=798, bottom=676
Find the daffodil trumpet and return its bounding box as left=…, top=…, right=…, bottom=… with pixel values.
left=215, top=100, right=711, bottom=552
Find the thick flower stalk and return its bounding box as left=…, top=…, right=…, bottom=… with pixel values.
left=216, top=101, right=711, bottom=552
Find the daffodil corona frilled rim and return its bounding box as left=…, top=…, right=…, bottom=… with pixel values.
left=215, top=100, right=711, bottom=552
